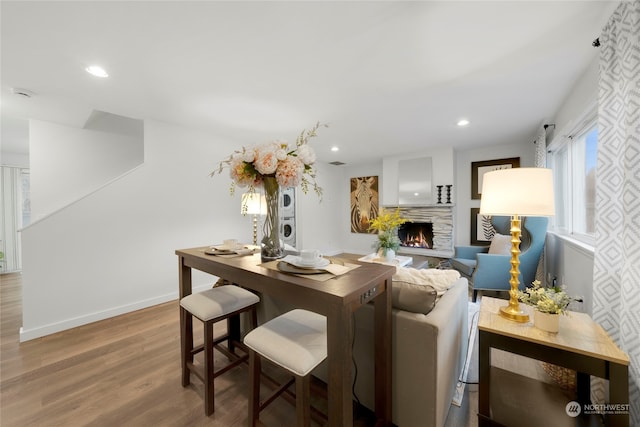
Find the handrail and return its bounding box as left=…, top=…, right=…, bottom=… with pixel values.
left=19, top=163, right=145, bottom=231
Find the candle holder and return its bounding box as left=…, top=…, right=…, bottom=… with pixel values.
left=446, top=185, right=452, bottom=204
left=437, top=185, right=443, bottom=204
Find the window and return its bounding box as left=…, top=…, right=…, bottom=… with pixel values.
left=548, top=117, right=598, bottom=246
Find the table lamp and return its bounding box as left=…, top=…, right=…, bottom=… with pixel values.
left=480, top=168, right=555, bottom=322
left=241, top=192, right=267, bottom=246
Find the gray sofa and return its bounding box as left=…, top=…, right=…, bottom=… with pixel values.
left=256, top=276, right=469, bottom=427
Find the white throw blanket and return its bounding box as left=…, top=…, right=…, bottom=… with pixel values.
left=393, top=267, right=460, bottom=295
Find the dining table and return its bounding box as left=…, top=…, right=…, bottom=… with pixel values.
left=176, top=247, right=395, bottom=427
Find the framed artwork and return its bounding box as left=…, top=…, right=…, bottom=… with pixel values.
left=350, top=176, right=379, bottom=233
left=471, top=157, right=520, bottom=199
left=471, top=208, right=496, bottom=245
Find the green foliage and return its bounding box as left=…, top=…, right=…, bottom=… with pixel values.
left=517, top=280, right=575, bottom=315
left=373, top=230, right=401, bottom=253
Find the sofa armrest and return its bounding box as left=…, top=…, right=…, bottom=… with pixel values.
left=454, top=245, right=489, bottom=259
left=352, top=278, right=468, bottom=427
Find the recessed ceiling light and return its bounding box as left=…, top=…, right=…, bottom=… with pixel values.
left=414, top=192, right=420, bottom=196
left=85, top=65, right=108, bottom=78
left=457, top=119, right=470, bottom=127
left=331, top=146, right=339, bottom=152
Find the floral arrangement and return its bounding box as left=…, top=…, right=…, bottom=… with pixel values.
left=211, top=122, right=326, bottom=196
left=368, top=208, right=409, bottom=254
left=517, top=280, right=575, bottom=315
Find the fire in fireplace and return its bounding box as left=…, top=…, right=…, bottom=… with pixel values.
left=398, top=222, right=433, bottom=249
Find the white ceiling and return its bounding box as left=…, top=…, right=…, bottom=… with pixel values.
left=0, top=1, right=616, bottom=164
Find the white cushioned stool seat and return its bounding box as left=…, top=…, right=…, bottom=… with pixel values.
left=245, top=309, right=327, bottom=426
left=244, top=309, right=327, bottom=377
left=180, top=285, right=260, bottom=321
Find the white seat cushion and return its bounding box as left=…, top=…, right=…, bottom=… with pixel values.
left=244, top=309, right=327, bottom=377
left=180, top=285, right=259, bottom=321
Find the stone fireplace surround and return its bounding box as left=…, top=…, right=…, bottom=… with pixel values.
left=385, top=205, right=454, bottom=258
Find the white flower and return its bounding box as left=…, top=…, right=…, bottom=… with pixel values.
left=276, top=156, right=304, bottom=187
left=241, top=147, right=256, bottom=163
left=297, top=144, right=316, bottom=165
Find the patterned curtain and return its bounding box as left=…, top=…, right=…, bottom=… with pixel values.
left=593, top=1, right=640, bottom=423
left=533, top=125, right=548, bottom=282
left=534, top=125, right=547, bottom=168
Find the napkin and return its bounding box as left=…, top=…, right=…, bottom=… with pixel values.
left=322, top=263, right=350, bottom=275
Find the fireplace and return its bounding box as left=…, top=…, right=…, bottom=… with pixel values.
left=385, top=205, right=454, bottom=258
left=398, top=222, right=433, bottom=249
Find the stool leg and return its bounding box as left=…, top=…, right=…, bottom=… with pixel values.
left=228, top=315, right=240, bottom=356
left=296, top=374, right=311, bottom=427
left=204, top=320, right=215, bottom=416
left=248, top=350, right=261, bottom=426
left=250, top=306, right=258, bottom=329
left=180, top=307, right=192, bottom=387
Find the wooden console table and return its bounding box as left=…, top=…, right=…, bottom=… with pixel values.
left=478, top=297, right=629, bottom=427
left=176, top=248, right=395, bottom=426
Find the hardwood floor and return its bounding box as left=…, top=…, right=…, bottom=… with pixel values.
left=0, top=272, right=477, bottom=426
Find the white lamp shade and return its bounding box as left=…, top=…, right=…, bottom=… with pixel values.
left=479, top=168, right=555, bottom=216
left=241, top=192, right=267, bottom=215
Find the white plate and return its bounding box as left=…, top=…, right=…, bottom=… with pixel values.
left=285, top=256, right=330, bottom=269
left=213, top=244, right=243, bottom=251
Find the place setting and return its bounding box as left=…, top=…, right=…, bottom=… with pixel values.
left=273, top=249, right=357, bottom=280
left=204, top=239, right=259, bottom=257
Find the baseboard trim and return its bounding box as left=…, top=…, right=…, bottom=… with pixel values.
left=19, top=282, right=212, bottom=342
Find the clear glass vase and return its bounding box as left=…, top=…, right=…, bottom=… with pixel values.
left=261, top=176, right=284, bottom=262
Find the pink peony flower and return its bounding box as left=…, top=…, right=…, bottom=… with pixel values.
left=254, top=145, right=279, bottom=175
left=229, top=157, right=255, bottom=187
left=275, top=156, right=304, bottom=187
left=212, top=122, right=325, bottom=197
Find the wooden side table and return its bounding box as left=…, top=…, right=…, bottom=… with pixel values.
left=478, top=297, right=629, bottom=427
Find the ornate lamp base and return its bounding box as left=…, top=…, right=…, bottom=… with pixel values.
left=499, top=304, right=529, bottom=323
left=498, top=214, right=530, bottom=323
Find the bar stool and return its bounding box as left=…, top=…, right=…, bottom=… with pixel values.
left=180, top=285, right=259, bottom=415
left=244, top=309, right=327, bottom=427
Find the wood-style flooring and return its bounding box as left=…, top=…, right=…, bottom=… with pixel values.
left=0, top=272, right=478, bottom=426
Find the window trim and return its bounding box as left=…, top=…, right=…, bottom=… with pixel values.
left=547, top=103, right=597, bottom=249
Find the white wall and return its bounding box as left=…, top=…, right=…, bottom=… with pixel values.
left=295, top=161, right=343, bottom=255
left=454, top=141, right=535, bottom=246
left=29, top=119, right=144, bottom=221
left=20, top=119, right=342, bottom=340
left=552, top=55, right=599, bottom=137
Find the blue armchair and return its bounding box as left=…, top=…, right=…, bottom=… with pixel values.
left=451, top=216, right=548, bottom=302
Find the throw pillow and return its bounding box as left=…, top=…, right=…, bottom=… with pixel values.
left=488, top=233, right=512, bottom=255
left=393, top=267, right=461, bottom=295
left=391, top=281, right=437, bottom=314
